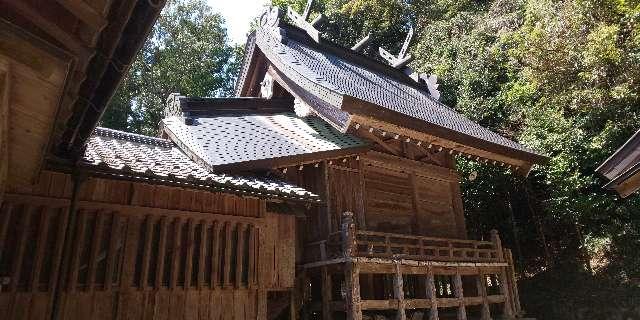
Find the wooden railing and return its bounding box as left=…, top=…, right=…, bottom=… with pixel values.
left=304, top=212, right=504, bottom=264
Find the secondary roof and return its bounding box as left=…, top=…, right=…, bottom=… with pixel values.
left=161, top=96, right=369, bottom=171
left=82, top=127, right=321, bottom=202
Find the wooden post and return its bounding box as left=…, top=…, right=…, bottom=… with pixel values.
left=476, top=271, right=491, bottom=320
left=341, top=211, right=356, bottom=258
left=394, top=263, right=406, bottom=320
left=291, top=287, right=298, bottom=320
left=426, top=267, right=439, bottom=320
left=344, top=262, right=362, bottom=320
left=257, top=288, right=267, bottom=320
left=51, top=171, right=85, bottom=320
left=321, top=266, right=332, bottom=320
left=498, top=267, right=514, bottom=318
left=490, top=230, right=504, bottom=262
left=504, top=249, right=522, bottom=316
left=453, top=269, right=467, bottom=320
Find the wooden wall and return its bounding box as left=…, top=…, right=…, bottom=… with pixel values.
left=0, top=170, right=298, bottom=320
left=294, top=152, right=467, bottom=239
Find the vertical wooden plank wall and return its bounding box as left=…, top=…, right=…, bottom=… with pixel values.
left=0, top=170, right=301, bottom=320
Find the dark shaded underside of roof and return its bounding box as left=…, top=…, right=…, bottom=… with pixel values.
left=239, top=24, right=547, bottom=164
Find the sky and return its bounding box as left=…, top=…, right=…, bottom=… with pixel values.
left=207, top=0, right=270, bottom=45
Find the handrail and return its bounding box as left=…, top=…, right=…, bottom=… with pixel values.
left=303, top=212, right=505, bottom=264
left=355, top=230, right=494, bottom=246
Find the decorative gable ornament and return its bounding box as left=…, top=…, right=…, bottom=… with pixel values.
left=260, top=6, right=286, bottom=43
left=286, top=0, right=325, bottom=43
left=260, top=73, right=274, bottom=99
left=379, top=27, right=414, bottom=69
left=409, top=73, right=441, bottom=100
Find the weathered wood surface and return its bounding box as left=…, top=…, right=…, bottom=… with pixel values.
left=0, top=188, right=295, bottom=320
left=7, top=171, right=265, bottom=218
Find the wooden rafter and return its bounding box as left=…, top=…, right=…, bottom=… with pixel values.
left=10, top=1, right=93, bottom=61
left=357, top=127, right=402, bottom=156
left=54, top=0, right=108, bottom=31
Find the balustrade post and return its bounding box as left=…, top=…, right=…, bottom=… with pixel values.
left=341, top=211, right=356, bottom=258
left=490, top=230, right=504, bottom=262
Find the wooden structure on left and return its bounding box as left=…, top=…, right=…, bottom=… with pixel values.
left=0, top=2, right=548, bottom=320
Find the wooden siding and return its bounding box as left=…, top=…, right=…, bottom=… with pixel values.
left=0, top=170, right=298, bottom=320
left=299, top=152, right=466, bottom=239
left=7, top=171, right=265, bottom=218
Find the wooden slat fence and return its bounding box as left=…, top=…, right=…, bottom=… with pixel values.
left=0, top=194, right=262, bottom=320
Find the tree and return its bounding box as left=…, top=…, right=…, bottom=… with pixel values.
left=101, top=0, right=242, bottom=135
left=271, top=0, right=640, bottom=317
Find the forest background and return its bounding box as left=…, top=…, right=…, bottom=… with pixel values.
left=101, top=0, right=640, bottom=318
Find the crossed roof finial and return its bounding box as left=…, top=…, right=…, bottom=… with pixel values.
left=286, top=0, right=326, bottom=43
left=378, top=27, right=414, bottom=68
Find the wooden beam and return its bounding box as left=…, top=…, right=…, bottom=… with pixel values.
left=30, top=207, right=51, bottom=291
left=358, top=127, right=402, bottom=156
left=54, top=0, right=108, bottom=30
left=0, top=61, right=9, bottom=205
left=86, top=211, right=105, bottom=291
left=155, top=217, right=168, bottom=289
left=10, top=1, right=93, bottom=60
left=350, top=113, right=542, bottom=171
left=235, top=223, right=246, bottom=288
left=321, top=266, right=332, bottom=320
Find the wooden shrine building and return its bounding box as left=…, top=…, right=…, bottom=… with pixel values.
left=597, top=129, right=640, bottom=198
left=0, top=2, right=547, bottom=320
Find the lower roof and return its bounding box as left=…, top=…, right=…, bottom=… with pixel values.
left=161, top=111, right=369, bottom=171
left=81, top=127, right=321, bottom=202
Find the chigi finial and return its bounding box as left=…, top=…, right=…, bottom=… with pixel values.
left=379, top=27, right=414, bottom=68
left=286, top=0, right=325, bottom=43
left=378, top=26, right=441, bottom=100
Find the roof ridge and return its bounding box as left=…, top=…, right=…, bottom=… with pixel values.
left=93, top=127, right=174, bottom=148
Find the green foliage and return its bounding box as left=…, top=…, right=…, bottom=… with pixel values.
left=271, top=0, right=640, bottom=317
left=101, top=0, right=242, bottom=135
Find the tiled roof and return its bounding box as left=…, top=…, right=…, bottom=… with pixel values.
left=246, top=25, right=546, bottom=163
left=161, top=112, right=368, bottom=171
left=82, top=127, right=321, bottom=202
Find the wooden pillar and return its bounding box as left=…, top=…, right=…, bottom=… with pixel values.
left=321, top=266, right=332, bottom=320
left=426, top=267, right=439, bottom=320
left=453, top=269, right=467, bottom=320
left=291, top=288, right=298, bottom=320
left=394, top=263, right=406, bottom=320
left=504, top=249, right=522, bottom=316
left=498, top=266, right=514, bottom=318
left=341, top=211, right=356, bottom=258
left=490, top=230, right=504, bottom=262
left=257, top=289, right=267, bottom=320
left=476, top=270, right=491, bottom=320
left=345, top=262, right=362, bottom=320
